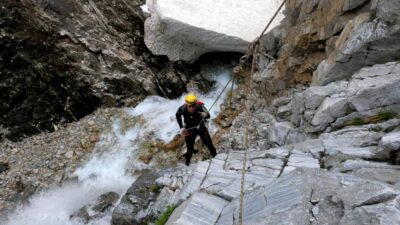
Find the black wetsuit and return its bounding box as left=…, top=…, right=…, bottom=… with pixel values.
left=176, top=102, right=217, bottom=165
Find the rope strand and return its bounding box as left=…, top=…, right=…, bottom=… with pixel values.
left=238, top=1, right=287, bottom=224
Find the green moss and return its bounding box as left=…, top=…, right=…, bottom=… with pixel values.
left=350, top=117, right=364, bottom=125
left=377, top=111, right=397, bottom=120
left=149, top=184, right=160, bottom=193
left=138, top=187, right=146, bottom=195
left=333, top=111, right=397, bottom=131
left=155, top=205, right=177, bottom=225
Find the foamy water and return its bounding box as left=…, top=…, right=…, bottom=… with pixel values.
left=5, top=65, right=233, bottom=225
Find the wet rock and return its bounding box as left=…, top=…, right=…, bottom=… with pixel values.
left=92, top=192, right=120, bottom=213
left=112, top=170, right=163, bottom=225
left=70, top=192, right=120, bottom=224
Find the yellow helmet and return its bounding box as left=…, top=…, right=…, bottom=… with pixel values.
left=185, top=93, right=197, bottom=105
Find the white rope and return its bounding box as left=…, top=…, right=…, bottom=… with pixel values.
left=238, top=1, right=287, bottom=224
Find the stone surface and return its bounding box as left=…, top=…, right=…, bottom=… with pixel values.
left=4, top=0, right=400, bottom=224
left=380, top=131, right=400, bottom=151
left=303, top=83, right=346, bottom=110
left=166, top=192, right=228, bottom=225
left=70, top=192, right=119, bottom=224
left=337, top=160, right=400, bottom=186
left=343, top=0, right=369, bottom=11
left=0, top=0, right=195, bottom=141
left=279, top=62, right=400, bottom=133
left=217, top=169, right=400, bottom=225
left=312, top=0, right=400, bottom=86
left=347, top=62, right=400, bottom=112
left=112, top=170, right=162, bottom=225
left=321, top=128, right=384, bottom=159
left=311, top=96, right=349, bottom=130
left=259, top=0, right=369, bottom=91
left=144, top=0, right=284, bottom=61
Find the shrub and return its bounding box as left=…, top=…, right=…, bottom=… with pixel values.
left=155, top=205, right=177, bottom=225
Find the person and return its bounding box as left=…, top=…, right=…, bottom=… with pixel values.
left=176, top=93, right=217, bottom=165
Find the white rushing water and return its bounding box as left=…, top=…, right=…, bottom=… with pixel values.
left=5, top=65, right=233, bottom=225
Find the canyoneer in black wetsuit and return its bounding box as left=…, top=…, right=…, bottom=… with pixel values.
left=176, top=93, right=217, bottom=166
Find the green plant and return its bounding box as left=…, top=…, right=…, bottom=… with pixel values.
left=377, top=111, right=397, bottom=120
left=350, top=117, right=364, bottom=125
left=333, top=111, right=398, bottom=131
left=150, top=184, right=160, bottom=193
left=155, top=205, right=177, bottom=225
left=138, top=187, right=146, bottom=195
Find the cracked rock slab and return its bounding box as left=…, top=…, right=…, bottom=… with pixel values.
left=216, top=169, right=400, bottom=225
left=166, top=192, right=228, bottom=225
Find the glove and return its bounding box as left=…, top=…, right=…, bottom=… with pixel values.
left=199, top=112, right=208, bottom=118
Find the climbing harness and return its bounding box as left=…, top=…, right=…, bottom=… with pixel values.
left=238, top=1, right=287, bottom=225
left=184, top=119, right=205, bottom=132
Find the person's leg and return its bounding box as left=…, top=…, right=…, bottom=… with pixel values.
left=199, top=127, right=217, bottom=157
left=184, top=132, right=196, bottom=165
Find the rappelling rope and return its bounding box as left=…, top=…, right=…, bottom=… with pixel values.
left=180, top=1, right=286, bottom=222
left=238, top=1, right=287, bottom=225
left=208, top=77, right=235, bottom=112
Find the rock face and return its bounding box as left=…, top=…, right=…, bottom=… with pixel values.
left=112, top=170, right=163, bottom=225
left=0, top=0, right=195, bottom=141
left=144, top=0, right=285, bottom=61
left=70, top=192, right=119, bottom=224
left=3, top=0, right=400, bottom=224
left=218, top=169, right=400, bottom=225
left=256, top=0, right=400, bottom=93
left=113, top=129, right=400, bottom=224
left=312, top=0, right=400, bottom=86
left=111, top=0, right=400, bottom=224
left=282, top=61, right=400, bottom=132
